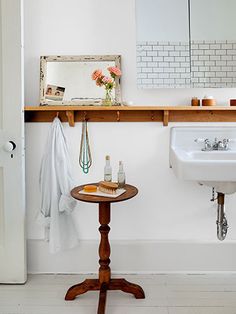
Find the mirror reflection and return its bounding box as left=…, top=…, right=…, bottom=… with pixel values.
left=40, top=55, right=121, bottom=105
left=136, top=0, right=236, bottom=88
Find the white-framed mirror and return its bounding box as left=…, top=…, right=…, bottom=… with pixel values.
left=40, top=55, right=122, bottom=105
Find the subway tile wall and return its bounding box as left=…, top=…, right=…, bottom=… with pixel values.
left=137, top=41, right=191, bottom=88
left=137, top=41, right=236, bottom=88
left=191, top=40, right=236, bottom=88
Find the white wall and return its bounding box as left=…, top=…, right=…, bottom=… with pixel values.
left=24, top=0, right=236, bottom=273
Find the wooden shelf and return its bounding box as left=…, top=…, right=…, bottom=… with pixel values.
left=24, top=105, right=236, bottom=127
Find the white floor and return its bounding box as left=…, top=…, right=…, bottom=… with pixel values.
left=1, top=274, right=236, bottom=314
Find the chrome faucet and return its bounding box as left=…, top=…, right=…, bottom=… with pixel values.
left=194, top=138, right=235, bottom=151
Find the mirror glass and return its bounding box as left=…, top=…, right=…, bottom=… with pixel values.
left=136, top=0, right=236, bottom=88
left=191, top=0, right=236, bottom=88
left=40, top=55, right=121, bottom=105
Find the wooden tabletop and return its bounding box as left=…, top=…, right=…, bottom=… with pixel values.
left=71, top=183, right=138, bottom=204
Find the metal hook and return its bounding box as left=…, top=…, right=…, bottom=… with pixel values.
left=56, top=111, right=59, bottom=118
left=83, top=111, right=88, bottom=122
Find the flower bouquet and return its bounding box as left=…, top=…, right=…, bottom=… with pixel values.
left=92, top=66, right=122, bottom=106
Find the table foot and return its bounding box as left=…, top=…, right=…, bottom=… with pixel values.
left=109, top=278, right=145, bottom=299
left=65, top=279, right=100, bottom=300
left=97, top=283, right=108, bottom=314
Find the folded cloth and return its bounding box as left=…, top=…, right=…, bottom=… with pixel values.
left=38, top=117, right=79, bottom=253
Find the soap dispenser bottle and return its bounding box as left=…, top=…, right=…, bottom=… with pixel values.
left=117, top=161, right=126, bottom=188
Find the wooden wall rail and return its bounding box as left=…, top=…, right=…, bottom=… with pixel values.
left=24, top=105, right=236, bottom=127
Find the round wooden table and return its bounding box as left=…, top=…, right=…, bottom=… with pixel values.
left=65, top=183, right=145, bottom=314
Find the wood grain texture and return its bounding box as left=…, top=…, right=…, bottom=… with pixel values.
left=24, top=105, right=236, bottom=126
left=65, top=184, right=144, bottom=313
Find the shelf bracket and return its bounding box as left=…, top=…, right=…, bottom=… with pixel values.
left=66, top=110, right=75, bottom=127
left=163, top=110, right=169, bottom=126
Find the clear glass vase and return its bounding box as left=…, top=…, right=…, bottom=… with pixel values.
left=102, top=89, right=113, bottom=106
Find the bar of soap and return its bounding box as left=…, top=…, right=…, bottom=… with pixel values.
left=83, top=185, right=97, bottom=193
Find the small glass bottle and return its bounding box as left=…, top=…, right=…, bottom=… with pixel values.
left=117, top=161, right=126, bottom=188
left=104, top=155, right=112, bottom=182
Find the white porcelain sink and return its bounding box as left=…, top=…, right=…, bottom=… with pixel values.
left=170, top=127, right=236, bottom=194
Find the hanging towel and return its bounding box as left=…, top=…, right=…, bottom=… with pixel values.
left=38, top=117, right=79, bottom=254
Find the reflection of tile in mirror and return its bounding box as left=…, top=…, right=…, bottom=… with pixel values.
left=190, top=0, right=236, bottom=88
left=136, top=0, right=191, bottom=88
left=46, top=61, right=116, bottom=101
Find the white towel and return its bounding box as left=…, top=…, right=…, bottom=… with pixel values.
left=38, top=117, right=79, bottom=254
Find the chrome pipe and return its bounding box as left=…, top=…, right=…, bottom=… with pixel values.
left=216, top=193, right=228, bottom=241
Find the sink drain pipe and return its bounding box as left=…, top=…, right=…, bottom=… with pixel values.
left=216, top=193, right=228, bottom=241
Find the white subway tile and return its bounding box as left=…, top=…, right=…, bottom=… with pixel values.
left=199, top=55, right=210, bottom=61
left=153, top=45, right=164, bottom=51
left=137, top=62, right=147, bottom=67
left=144, top=46, right=154, bottom=51
left=158, top=73, right=169, bottom=78
left=142, top=57, right=152, bottom=62
left=222, top=44, right=233, bottom=49
left=138, top=73, right=147, bottom=79
left=221, top=66, right=232, bottom=71
left=159, top=62, right=169, bottom=67
left=205, top=72, right=216, bottom=78
left=147, top=51, right=157, bottom=57
left=148, top=73, right=160, bottom=78
left=153, top=56, right=164, bottom=62
left=137, top=51, right=146, bottom=57
left=192, top=50, right=204, bottom=55
left=222, top=55, right=233, bottom=60
left=142, top=68, right=152, bottom=73
left=216, top=49, right=227, bottom=55
left=164, top=56, right=174, bottom=62
left=170, top=62, right=180, bottom=67
left=210, top=66, right=221, bottom=71
left=164, top=46, right=174, bottom=51
left=164, top=78, right=175, bottom=84
left=227, top=49, right=236, bottom=55
left=181, top=51, right=189, bottom=57
left=159, top=51, right=169, bottom=57
left=216, top=60, right=227, bottom=66
left=170, top=73, right=180, bottom=78
left=175, top=56, right=185, bottom=62
left=169, top=51, right=180, bottom=57
left=147, top=62, right=158, bottom=67
left=199, top=66, right=210, bottom=72
left=153, top=67, right=164, bottom=73
left=194, top=72, right=204, bottom=78
left=153, top=78, right=164, bottom=84
left=210, top=55, right=221, bottom=61
left=205, top=61, right=215, bottom=66
left=205, top=50, right=215, bottom=55
left=175, top=68, right=186, bottom=73
left=210, top=44, right=221, bottom=49
left=142, top=79, right=153, bottom=84
left=216, top=71, right=226, bottom=77
left=164, top=68, right=175, bottom=73
left=199, top=44, right=210, bottom=50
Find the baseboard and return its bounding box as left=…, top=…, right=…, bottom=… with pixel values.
left=27, top=239, right=236, bottom=274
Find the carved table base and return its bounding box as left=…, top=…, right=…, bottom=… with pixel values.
left=65, top=200, right=145, bottom=314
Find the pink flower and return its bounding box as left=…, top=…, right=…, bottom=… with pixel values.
left=92, top=69, right=103, bottom=80
left=102, top=76, right=113, bottom=84
left=107, top=66, right=122, bottom=77
left=96, top=77, right=104, bottom=86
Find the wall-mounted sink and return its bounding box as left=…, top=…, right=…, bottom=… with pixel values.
left=170, top=127, right=236, bottom=194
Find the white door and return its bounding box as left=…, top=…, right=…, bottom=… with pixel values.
left=0, top=0, right=26, bottom=283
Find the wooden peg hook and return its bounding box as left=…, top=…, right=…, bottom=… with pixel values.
left=117, top=111, right=120, bottom=122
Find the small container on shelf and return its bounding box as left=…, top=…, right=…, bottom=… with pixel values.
left=230, top=99, right=236, bottom=106
left=191, top=97, right=200, bottom=106
left=202, top=96, right=216, bottom=106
